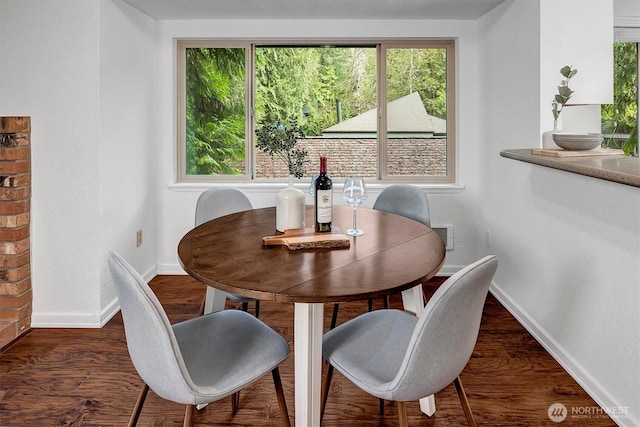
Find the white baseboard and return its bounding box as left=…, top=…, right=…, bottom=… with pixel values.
left=490, top=282, right=637, bottom=427
left=31, top=265, right=158, bottom=329
left=434, top=264, right=463, bottom=277
left=157, top=263, right=188, bottom=275
left=31, top=311, right=106, bottom=328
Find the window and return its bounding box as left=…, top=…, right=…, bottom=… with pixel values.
left=602, top=28, right=639, bottom=156
left=177, top=40, right=456, bottom=183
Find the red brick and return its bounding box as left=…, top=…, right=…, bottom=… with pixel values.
left=0, top=161, right=29, bottom=174
left=0, top=264, right=30, bottom=282
left=14, top=133, right=30, bottom=147
left=0, top=287, right=31, bottom=305
left=0, top=134, right=18, bottom=148
left=0, top=238, right=30, bottom=255
left=0, top=187, right=29, bottom=201
left=0, top=315, right=31, bottom=348
left=0, top=226, right=29, bottom=240
left=0, top=200, right=29, bottom=214
left=0, top=277, right=31, bottom=295
left=0, top=174, right=30, bottom=188
left=0, top=289, right=32, bottom=319
left=0, top=213, right=30, bottom=228
left=0, top=252, right=30, bottom=268
left=0, top=147, right=29, bottom=161
left=0, top=320, right=16, bottom=348
left=0, top=116, right=30, bottom=350
left=0, top=134, right=30, bottom=149
left=15, top=315, right=30, bottom=335
left=0, top=117, right=30, bottom=133
left=0, top=302, right=31, bottom=321
left=3, top=227, right=28, bottom=242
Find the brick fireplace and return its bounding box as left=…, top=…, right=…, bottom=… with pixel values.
left=0, top=117, right=31, bottom=350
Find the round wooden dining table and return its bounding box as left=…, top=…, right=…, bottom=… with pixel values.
left=178, top=205, right=446, bottom=426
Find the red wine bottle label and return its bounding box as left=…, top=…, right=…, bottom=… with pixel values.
left=316, top=189, right=332, bottom=223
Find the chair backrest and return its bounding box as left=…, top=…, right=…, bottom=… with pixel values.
left=390, top=255, right=498, bottom=401
left=108, top=252, right=197, bottom=404
left=372, top=185, right=431, bottom=227
left=195, top=187, right=253, bottom=227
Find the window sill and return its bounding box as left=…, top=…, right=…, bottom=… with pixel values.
left=500, top=149, right=640, bottom=188
left=168, top=181, right=466, bottom=194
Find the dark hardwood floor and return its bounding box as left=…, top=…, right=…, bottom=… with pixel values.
left=0, top=275, right=615, bottom=426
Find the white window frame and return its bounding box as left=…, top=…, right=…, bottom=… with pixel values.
left=176, top=39, right=457, bottom=184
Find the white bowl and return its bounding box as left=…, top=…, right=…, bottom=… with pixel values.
left=552, top=133, right=603, bottom=151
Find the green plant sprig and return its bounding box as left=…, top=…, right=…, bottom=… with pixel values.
left=552, top=65, right=578, bottom=121
left=255, top=116, right=309, bottom=179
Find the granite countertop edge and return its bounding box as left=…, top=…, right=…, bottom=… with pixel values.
left=500, top=149, right=640, bottom=188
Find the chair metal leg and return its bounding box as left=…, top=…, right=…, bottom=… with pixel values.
left=330, top=303, right=339, bottom=329
left=183, top=404, right=194, bottom=427
left=367, top=298, right=373, bottom=312
left=198, top=296, right=206, bottom=316
left=453, top=376, right=477, bottom=427
left=271, top=367, right=291, bottom=427
left=397, top=401, right=408, bottom=427
left=127, top=382, right=149, bottom=427
left=241, top=301, right=249, bottom=312
left=231, top=391, right=240, bottom=416
left=320, top=364, right=334, bottom=423
left=379, top=398, right=385, bottom=415
left=255, top=300, right=260, bottom=318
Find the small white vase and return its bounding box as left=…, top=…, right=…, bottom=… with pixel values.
left=542, top=119, right=560, bottom=149
left=276, top=175, right=305, bottom=232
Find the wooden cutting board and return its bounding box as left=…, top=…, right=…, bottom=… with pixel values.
left=262, top=227, right=350, bottom=250
left=531, top=147, right=624, bottom=157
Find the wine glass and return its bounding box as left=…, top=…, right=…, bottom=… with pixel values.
left=343, top=177, right=367, bottom=236
left=309, top=174, right=319, bottom=198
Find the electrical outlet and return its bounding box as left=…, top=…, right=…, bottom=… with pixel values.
left=484, top=230, right=491, bottom=248
left=136, top=230, right=143, bottom=247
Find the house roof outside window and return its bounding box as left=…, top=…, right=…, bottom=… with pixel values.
left=322, top=91, right=446, bottom=138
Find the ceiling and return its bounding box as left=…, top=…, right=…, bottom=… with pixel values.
left=122, top=0, right=507, bottom=20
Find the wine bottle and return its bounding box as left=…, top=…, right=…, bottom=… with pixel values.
left=314, top=156, right=333, bottom=232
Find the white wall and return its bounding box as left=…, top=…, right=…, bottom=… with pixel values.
left=615, top=0, right=640, bottom=23
left=99, top=0, right=157, bottom=318
left=0, top=0, right=102, bottom=326
left=154, top=19, right=485, bottom=275
left=540, top=0, right=614, bottom=135
left=478, top=1, right=639, bottom=426
left=0, top=0, right=157, bottom=327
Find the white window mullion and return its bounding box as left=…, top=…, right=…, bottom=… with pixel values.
left=377, top=44, right=387, bottom=180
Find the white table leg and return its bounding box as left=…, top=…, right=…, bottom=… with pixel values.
left=294, top=302, right=324, bottom=427
left=401, top=284, right=436, bottom=417
left=203, top=287, right=227, bottom=314
left=401, top=284, right=425, bottom=316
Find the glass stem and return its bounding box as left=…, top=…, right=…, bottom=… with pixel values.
left=352, top=206, right=357, bottom=230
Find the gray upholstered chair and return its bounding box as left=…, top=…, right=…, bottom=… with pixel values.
left=108, top=252, right=291, bottom=427
left=321, top=255, right=498, bottom=427
left=372, top=184, right=431, bottom=228
left=330, top=184, right=431, bottom=329
left=195, top=187, right=260, bottom=317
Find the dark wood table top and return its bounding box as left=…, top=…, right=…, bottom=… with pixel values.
left=177, top=205, right=446, bottom=304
